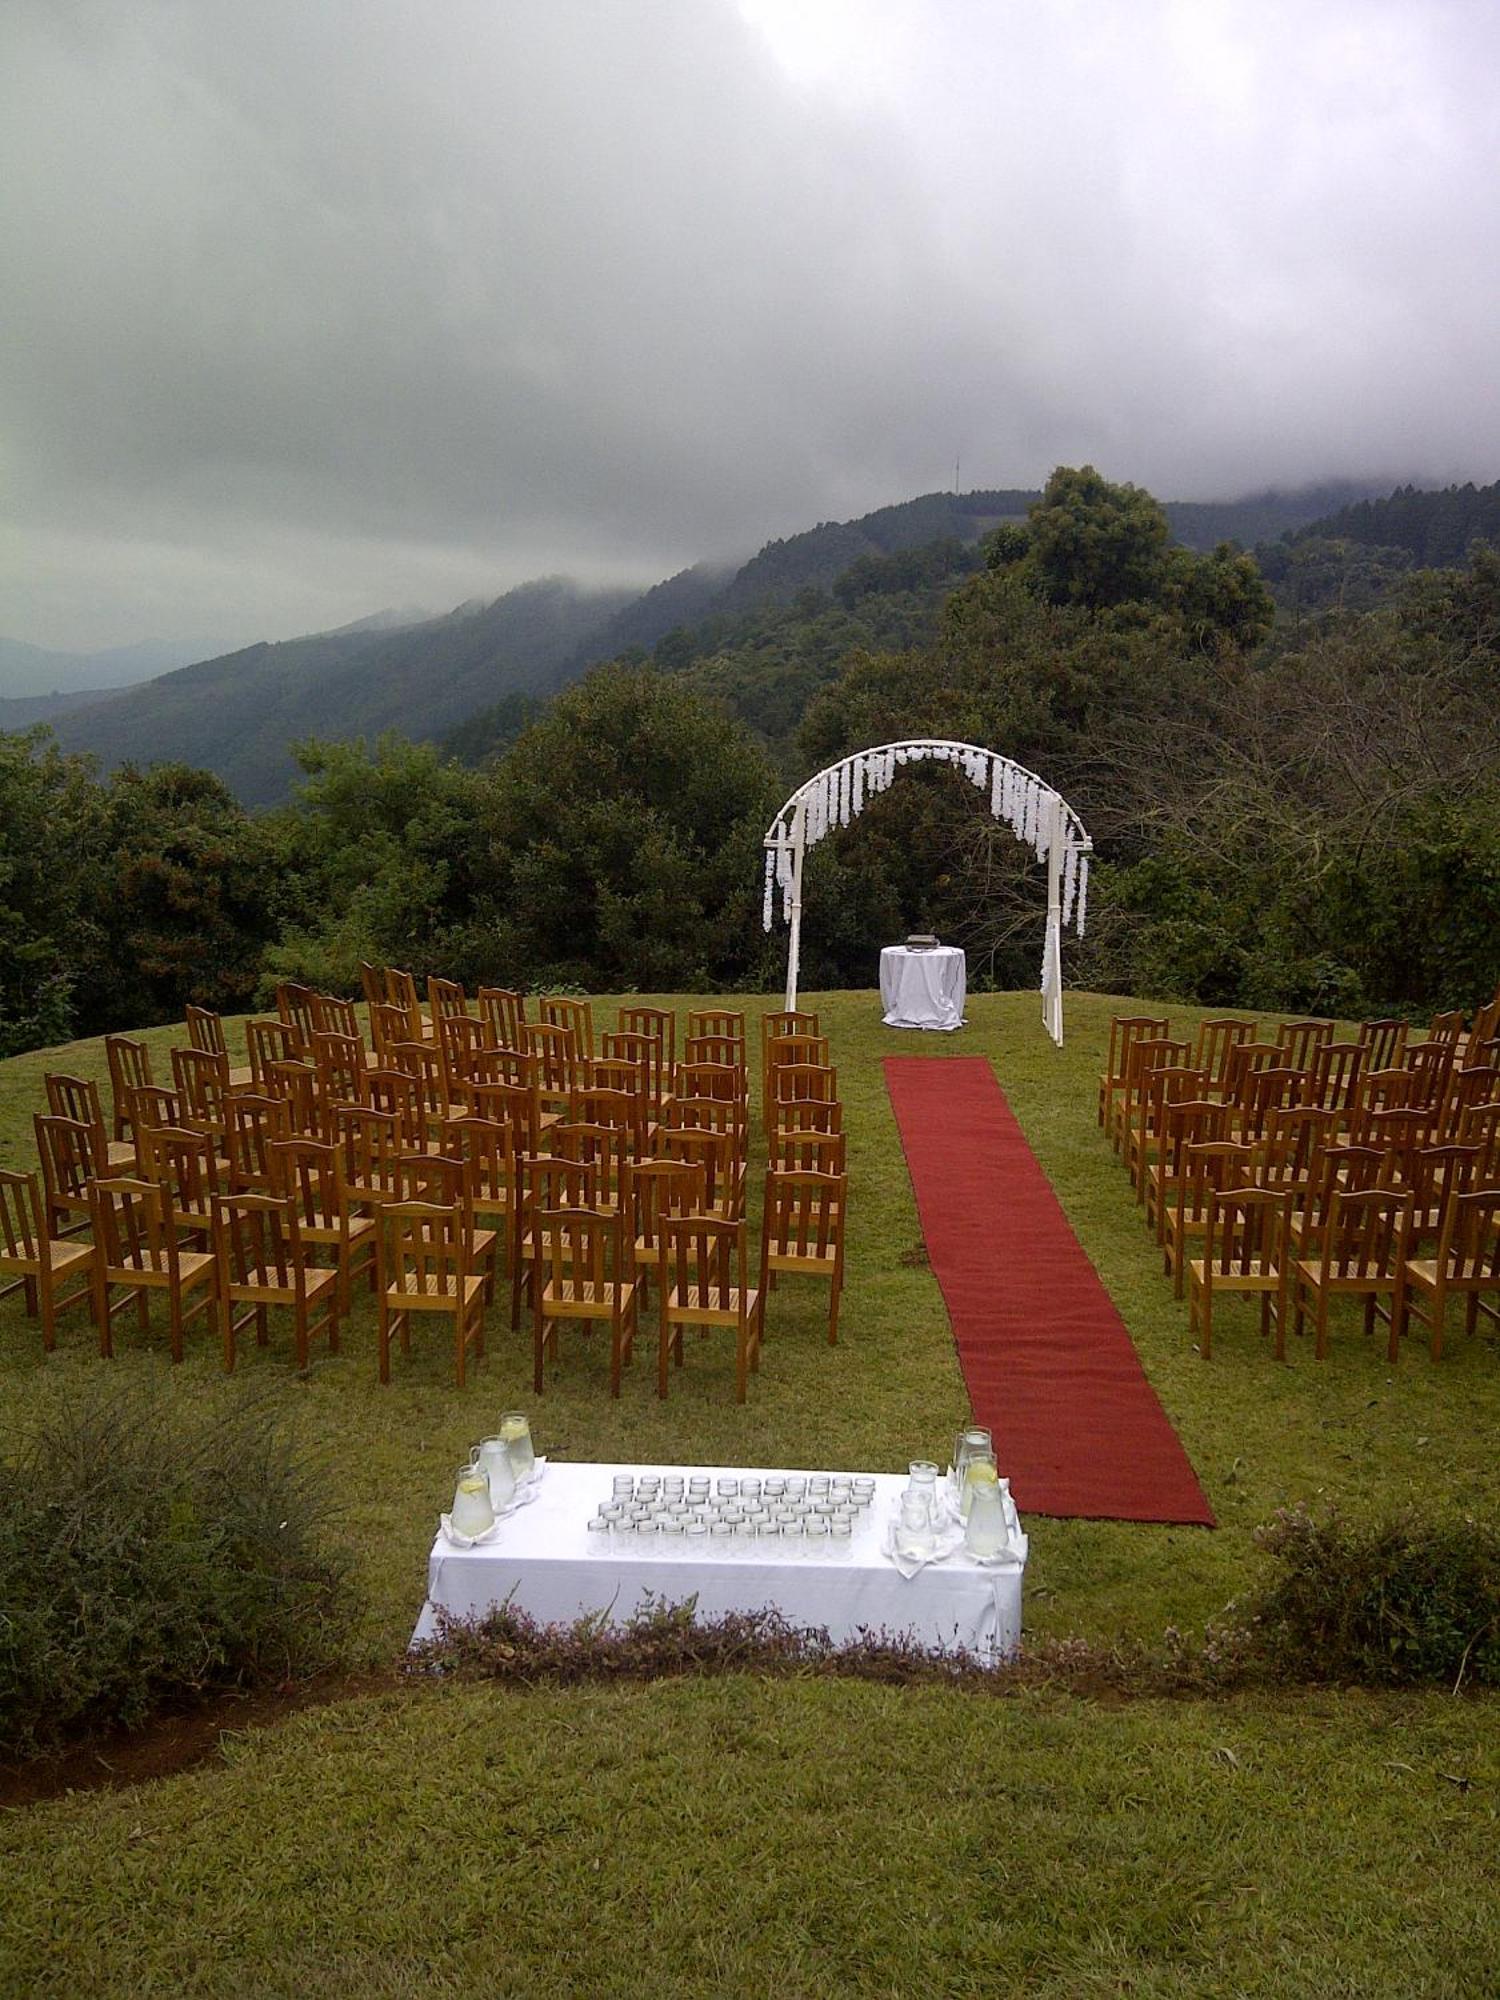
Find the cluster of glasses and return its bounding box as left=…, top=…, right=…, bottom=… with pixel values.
left=587, top=1471, right=878, bottom=1559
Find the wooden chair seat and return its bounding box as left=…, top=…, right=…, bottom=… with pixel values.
left=390, top=1270, right=486, bottom=1308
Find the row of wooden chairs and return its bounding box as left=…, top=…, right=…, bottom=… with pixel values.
left=1099, top=1002, right=1500, bottom=1367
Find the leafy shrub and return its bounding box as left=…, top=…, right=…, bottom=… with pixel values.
left=0, top=1381, right=356, bottom=1758
left=1233, top=1505, right=1500, bottom=1689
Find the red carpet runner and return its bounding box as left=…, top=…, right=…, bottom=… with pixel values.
left=885, top=1056, right=1215, bottom=1525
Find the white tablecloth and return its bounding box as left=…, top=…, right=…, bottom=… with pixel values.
left=411, top=1462, right=1026, bottom=1658
left=879, top=945, right=967, bottom=1031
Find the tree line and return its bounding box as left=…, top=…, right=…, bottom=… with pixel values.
left=3, top=467, right=1496, bottom=1056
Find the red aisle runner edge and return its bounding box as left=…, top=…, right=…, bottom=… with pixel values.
left=884, top=1055, right=1215, bottom=1525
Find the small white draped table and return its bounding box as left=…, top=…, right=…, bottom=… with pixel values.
left=411, top=1462, right=1026, bottom=1659
left=879, top=944, right=967, bottom=1031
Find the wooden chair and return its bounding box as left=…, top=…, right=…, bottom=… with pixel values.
left=136, top=1122, right=221, bottom=1249
left=395, top=1150, right=498, bottom=1301
left=531, top=1204, right=637, bottom=1397
left=763, top=1032, right=831, bottom=1137
left=45, top=1072, right=136, bottom=1172
left=1357, top=1018, right=1408, bottom=1073
left=1456, top=1099, right=1500, bottom=1183
left=1239, top=1065, right=1306, bottom=1147
left=673, top=1061, right=749, bottom=1139
left=1187, top=1185, right=1291, bottom=1361
left=246, top=1018, right=299, bottom=1088
left=359, top=961, right=387, bottom=1011
left=1097, top=1013, right=1169, bottom=1132
left=377, top=1201, right=486, bottom=1386
left=270, top=1136, right=376, bottom=1313
left=104, top=1034, right=153, bottom=1146
left=617, top=1006, right=676, bottom=1109
left=1219, top=1040, right=1281, bottom=1135
left=261, top=1057, right=320, bottom=1137
left=275, top=981, right=318, bottom=1059
left=439, top=1012, right=497, bottom=1120
left=1404, top=1144, right=1482, bottom=1253
left=1143, top=1096, right=1226, bottom=1242
left=1442, top=1065, right=1498, bottom=1144
left=526, top=1020, right=585, bottom=1121
left=224, top=1092, right=292, bottom=1195
left=671, top=1088, right=753, bottom=1199
left=89, top=1176, right=217, bottom=1362
left=1399, top=1188, right=1500, bottom=1361
left=540, top=995, right=594, bottom=1063
left=684, top=1033, right=747, bottom=1076
left=123, top=1083, right=183, bottom=1153
left=427, top=976, right=470, bottom=1031
left=215, top=1191, right=340, bottom=1372
left=771, top=1064, right=839, bottom=1137
left=624, top=1157, right=706, bottom=1306
left=1274, top=1019, right=1333, bottom=1073
left=448, top=1114, right=517, bottom=1250
left=171, top=1046, right=236, bottom=1165
left=1191, top=1017, right=1257, bottom=1098
left=658, top=1121, right=743, bottom=1222
left=686, top=1008, right=746, bottom=1053
left=569, top=1084, right=649, bottom=1162
left=1403, top=1040, right=1456, bottom=1129
left=603, top=1032, right=668, bottom=1119
left=769, top=1125, right=848, bottom=1176
left=1127, top=1063, right=1207, bottom=1205
left=477, top=985, right=527, bottom=1052
left=0, top=1168, right=96, bottom=1353
left=759, top=1168, right=846, bottom=1345
left=33, top=1111, right=102, bottom=1240
left=1285, top=1143, right=1388, bottom=1262
left=1426, top=1008, right=1465, bottom=1046
left=1303, top=1041, right=1367, bottom=1132
left=310, top=991, right=363, bottom=1042
left=312, top=1031, right=371, bottom=1129
left=510, top=1156, right=599, bottom=1330
left=1164, top=1138, right=1259, bottom=1298
left=364, top=1067, right=430, bottom=1156
left=1113, top=1035, right=1190, bottom=1155
left=470, top=1077, right=550, bottom=1168
left=551, top=1120, right=630, bottom=1217
left=384, top=1039, right=451, bottom=1147
left=1291, top=1186, right=1414, bottom=1363
left=332, top=1104, right=403, bottom=1218
left=1258, top=1104, right=1335, bottom=1213
left=187, top=1003, right=251, bottom=1087
left=659, top=1213, right=763, bottom=1401
left=384, top=967, right=434, bottom=1045
left=368, top=999, right=415, bottom=1064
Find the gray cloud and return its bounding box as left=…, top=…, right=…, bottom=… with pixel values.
left=3, top=0, right=1498, bottom=649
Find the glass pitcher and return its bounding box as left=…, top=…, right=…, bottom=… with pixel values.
left=451, top=1462, right=496, bottom=1538
left=959, top=1447, right=998, bottom=1519
left=498, top=1410, right=535, bottom=1484
left=964, top=1466, right=1008, bottom=1559
left=954, top=1427, right=993, bottom=1498
left=895, top=1487, right=936, bottom=1561
left=473, top=1437, right=517, bottom=1512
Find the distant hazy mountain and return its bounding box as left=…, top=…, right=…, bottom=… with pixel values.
left=0, top=633, right=235, bottom=699
left=49, top=580, right=635, bottom=806
left=37, top=475, right=1419, bottom=805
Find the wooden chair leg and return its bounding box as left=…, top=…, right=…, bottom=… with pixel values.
left=220, top=1289, right=236, bottom=1372
left=378, top=1297, right=392, bottom=1383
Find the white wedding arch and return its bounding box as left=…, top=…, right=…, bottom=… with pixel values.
left=761, top=739, right=1093, bottom=1044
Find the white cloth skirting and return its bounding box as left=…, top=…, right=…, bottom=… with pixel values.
left=879, top=945, right=967, bottom=1031
left=411, top=1462, right=1024, bottom=1659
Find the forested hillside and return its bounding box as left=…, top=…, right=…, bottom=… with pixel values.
left=6, top=465, right=1496, bottom=1058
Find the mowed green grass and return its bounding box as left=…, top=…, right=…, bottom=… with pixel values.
left=2, top=989, right=1496, bottom=1996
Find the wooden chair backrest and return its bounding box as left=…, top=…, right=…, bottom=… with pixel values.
left=1406, top=1143, right=1480, bottom=1219
left=525, top=1021, right=584, bottom=1100
left=769, top=1126, right=848, bottom=1175
left=125, top=1084, right=182, bottom=1142
left=1192, top=1018, right=1256, bottom=1093
left=1434, top=1188, right=1500, bottom=1282
left=684, top=1034, right=746, bottom=1074
left=311, top=1030, right=369, bottom=1112
left=477, top=986, right=527, bottom=1052
left=394, top=1150, right=470, bottom=1213
left=1319, top=1187, right=1411, bottom=1279
left=1443, top=1066, right=1499, bottom=1141
left=536, top=1204, right=624, bottom=1294
left=519, top=1156, right=599, bottom=1231
left=762, top=1169, right=844, bottom=1258
left=569, top=1087, right=647, bottom=1157
left=540, top=996, right=594, bottom=1062
left=44, top=1073, right=107, bottom=1144
left=427, top=976, right=469, bottom=1025
left=1126, top=1038, right=1193, bottom=1114
left=310, top=991, right=362, bottom=1041
left=137, top=1124, right=219, bottom=1216
left=1357, top=1018, right=1409, bottom=1071
left=90, top=1176, right=174, bottom=1274
left=1304, top=1040, right=1366, bottom=1115
left=1221, top=1040, right=1280, bottom=1110
left=769, top=1098, right=842, bottom=1142
left=333, top=1104, right=402, bottom=1203
left=469, top=1080, right=545, bottom=1161
left=105, top=1036, right=153, bottom=1141
left=185, top=1004, right=227, bottom=1059
left=1156, top=1098, right=1228, bottom=1178
left=1455, top=1099, right=1500, bottom=1180
left=1259, top=1104, right=1333, bottom=1190
left=269, top=1137, right=342, bottom=1230
left=448, top=1115, right=515, bottom=1206
left=1241, top=1066, right=1305, bottom=1143
left=34, top=1112, right=100, bottom=1206
left=662, top=1212, right=747, bottom=1309
left=1105, top=1015, right=1171, bottom=1090
left=1275, top=1020, right=1333, bottom=1071
left=773, top=1063, right=839, bottom=1111
left=439, top=1013, right=496, bottom=1097
left=246, top=1018, right=298, bottom=1086
left=1174, top=1140, right=1258, bottom=1224
left=1404, top=1039, right=1456, bottom=1110
left=1203, top=1185, right=1289, bottom=1277
left=368, top=1000, right=413, bottom=1063
left=1303, top=1144, right=1387, bottom=1226
left=365, top=1067, right=428, bottom=1152
left=1465, top=994, right=1500, bottom=1057
left=657, top=1125, right=735, bottom=1213
left=359, top=961, right=386, bottom=1010
left=761, top=1010, right=820, bottom=1053
left=384, top=1201, right=470, bottom=1294
left=686, top=1009, right=745, bottom=1046
left=589, top=1054, right=650, bottom=1101
left=385, top=1039, right=448, bottom=1121
left=215, top=1191, right=304, bottom=1290
left=674, top=1061, right=746, bottom=1109
left=261, top=1059, right=320, bottom=1136
left=225, top=1092, right=293, bottom=1193
left=601, top=1033, right=664, bottom=1107
left=0, top=1169, right=44, bottom=1259
left=275, top=982, right=318, bottom=1058
left=1361, top=1105, right=1433, bottom=1178
left=551, top=1120, right=630, bottom=1197
left=170, top=1046, right=230, bottom=1135
left=626, top=1159, right=706, bottom=1250
left=1426, top=1008, right=1465, bottom=1045
left=618, top=1006, right=676, bottom=1077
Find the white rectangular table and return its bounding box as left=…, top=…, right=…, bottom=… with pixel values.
left=412, top=1462, right=1026, bottom=1659
left=880, top=944, right=967, bottom=1030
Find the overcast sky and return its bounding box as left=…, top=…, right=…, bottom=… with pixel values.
left=4, top=0, right=1499, bottom=653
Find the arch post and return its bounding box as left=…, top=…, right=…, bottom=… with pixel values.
left=783, top=797, right=806, bottom=1011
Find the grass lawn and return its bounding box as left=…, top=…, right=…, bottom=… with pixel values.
left=2, top=988, right=1496, bottom=1995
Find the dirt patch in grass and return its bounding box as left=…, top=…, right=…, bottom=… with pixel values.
left=0, top=1668, right=405, bottom=1811
left=898, top=1240, right=930, bottom=1267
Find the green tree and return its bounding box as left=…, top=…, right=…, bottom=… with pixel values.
left=1027, top=464, right=1171, bottom=611
left=0, top=729, right=106, bottom=1054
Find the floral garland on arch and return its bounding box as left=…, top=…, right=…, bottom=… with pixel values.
left=761, top=739, right=1092, bottom=940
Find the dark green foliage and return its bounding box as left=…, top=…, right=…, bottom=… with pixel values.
left=1293, top=478, right=1500, bottom=566
left=1235, top=1506, right=1500, bottom=1689
left=1028, top=464, right=1172, bottom=610
left=0, top=728, right=103, bottom=1055
left=0, top=1380, right=355, bottom=1758
left=481, top=663, right=780, bottom=990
